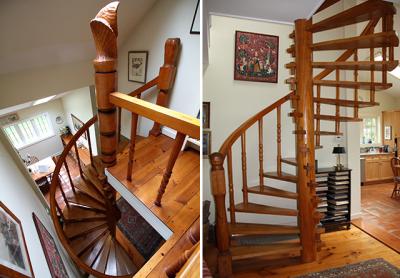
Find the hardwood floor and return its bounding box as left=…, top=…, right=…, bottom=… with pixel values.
left=352, top=182, right=400, bottom=253
left=204, top=226, right=400, bottom=277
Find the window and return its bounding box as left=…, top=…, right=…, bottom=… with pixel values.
left=360, top=117, right=380, bottom=145
left=3, top=113, right=54, bottom=149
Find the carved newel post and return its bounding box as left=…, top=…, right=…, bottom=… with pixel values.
left=90, top=1, right=120, bottom=235
left=210, top=153, right=232, bottom=278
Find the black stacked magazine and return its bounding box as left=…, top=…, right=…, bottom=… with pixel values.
left=315, top=167, right=351, bottom=232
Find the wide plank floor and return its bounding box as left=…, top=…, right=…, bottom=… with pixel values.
left=352, top=182, right=400, bottom=253
left=205, top=226, right=400, bottom=277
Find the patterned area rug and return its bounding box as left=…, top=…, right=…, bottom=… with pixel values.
left=296, top=258, right=400, bottom=278
left=117, top=198, right=165, bottom=260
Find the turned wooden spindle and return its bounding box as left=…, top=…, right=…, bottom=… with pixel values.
left=277, top=105, right=282, bottom=175
left=335, top=69, right=340, bottom=134
left=149, top=38, right=181, bottom=136
left=240, top=133, right=248, bottom=205
left=210, top=153, right=232, bottom=278
left=63, top=161, right=75, bottom=193
left=227, top=149, right=235, bottom=223
left=258, top=119, right=264, bottom=190
left=154, top=132, right=186, bottom=206
left=74, top=142, right=83, bottom=177
left=354, top=51, right=359, bottom=118
left=127, top=112, right=139, bottom=181
left=86, top=129, right=94, bottom=166
left=316, top=85, right=321, bottom=147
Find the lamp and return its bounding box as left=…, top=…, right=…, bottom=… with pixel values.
left=332, top=145, right=346, bottom=170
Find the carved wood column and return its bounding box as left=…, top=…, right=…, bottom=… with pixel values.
left=294, top=18, right=317, bottom=262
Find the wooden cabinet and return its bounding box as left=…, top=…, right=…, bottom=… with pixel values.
left=382, top=111, right=400, bottom=147
left=364, top=154, right=394, bottom=183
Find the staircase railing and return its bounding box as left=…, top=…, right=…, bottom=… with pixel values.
left=209, top=92, right=297, bottom=277
left=110, top=92, right=200, bottom=206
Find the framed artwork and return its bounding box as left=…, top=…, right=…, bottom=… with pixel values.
left=71, top=114, right=86, bottom=139
left=190, top=0, right=200, bottom=34
left=0, top=202, right=34, bottom=278
left=385, top=126, right=392, bottom=140
left=32, top=213, right=68, bottom=278
left=203, top=131, right=211, bottom=158
left=128, top=51, right=148, bottom=83
left=234, top=30, right=279, bottom=83
left=202, top=102, right=210, bottom=129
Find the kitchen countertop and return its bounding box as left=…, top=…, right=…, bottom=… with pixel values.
left=360, top=152, right=394, bottom=157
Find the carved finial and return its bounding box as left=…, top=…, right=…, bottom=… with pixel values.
left=94, top=1, right=119, bottom=36
left=164, top=38, right=181, bottom=65
left=210, top=153, right=224, bottom=170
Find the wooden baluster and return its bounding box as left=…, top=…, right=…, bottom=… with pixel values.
left=258, top=119, right=264, bottom=191
left=166, top=243, right=198, bottom=278
left=127, top=113, right=139, bottom=181
left=370, top=46, right=375, bottom=103
left=63, top=160, right=75, bottom=193
left=210, top=153, right=232, bottom=278
left=316, top=85, right=321, bottom=147
left=154, top=132, right=186, bottom=206
left=277, top=106, right=282, bottom=176
left=55, top=201, right=65, bottom=222
left=227, top=148, right=235, bottom=224
left=87, top=129, right=94, bottom=166
left=117, top=107, right=122, bottom=144
left=57, top=177, right=69, bottom=208
left=335, top=69, right=340, bottom=134
left=382, top=16, right=387, bottom=84
left=354, top=51, right=359, bottom=118
left=241, top=133, right=248, bottom=205
left=74, top=142, right=83, bottom=177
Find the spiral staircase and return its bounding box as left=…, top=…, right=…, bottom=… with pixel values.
left=49, top=2, right=200, bottom=277
left=210, top=0, right=399, bottom=276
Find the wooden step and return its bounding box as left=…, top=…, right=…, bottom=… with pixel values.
left=80, top=232, right=109, bottom=267
left=314, top=97, right=379, bottom=108
left=233, top=202, right=298, bottom=216
left=66, top=190, right=106, bottom=212
left=313, top=80, right=392, bottom=91
left=92, top=235, right=112, bottom=273
left=231, top=242, right=302, bottom=261
left=82, top=165, right=106, bottom=196
left=315, top=131, right=343, bottom=136
left=281, top=157, right=297, bottom=166
left=229, top=223, right=300, bottom=238
left=64, top=220, right=108, bottom=239
left=312, top=61, right=398, bottom=71
left=314, top=114, right=362, bottom=122
left=308, top=0, right=396, bottom=33
left=74, top=177, right=106, bottom=206
left=312, top=31, right=399, bottom=51
left=70, top=227, right=109, bottom=256
left=62, top=206, right=107, bottom=223
left=264, top=171, right=297, bottom=183
left=105, top=240, right=117, bottom=275
left=247, top=185, right=298, bottom=200
left=115, top=243, right=138, bottom=275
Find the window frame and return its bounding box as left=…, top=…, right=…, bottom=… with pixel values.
left=360, top=115, right=381, bottom=147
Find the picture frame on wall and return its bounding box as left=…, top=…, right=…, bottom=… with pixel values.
left=128, top=51, right=148, bottom=83
left=32, top=213, right=69, bottom=278
left=203, top=130, right=211, bottom=158
left=385, top=125, right=392, bottom=140
left=0, top=202, right=34, bottom=278
left=234, top=30, right=279, bottom=83
left=190, top=0, right=200, bottom=34
left=202, top=102, right=210, bottom=129
left=71, top=114, right=86, bottom=140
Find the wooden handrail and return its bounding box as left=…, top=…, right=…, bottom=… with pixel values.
left=129, top=76, right=159, bottom=98
left=110, top=92, right=200, bottom=139
left=218, top=92, right=294, bottom=157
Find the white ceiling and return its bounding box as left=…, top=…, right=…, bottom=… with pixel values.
left=0, top=0, right=157, bottom=75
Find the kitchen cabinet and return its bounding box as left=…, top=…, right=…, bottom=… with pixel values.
left=382, top=111, right=400, bottom=148
left=363, top=153, right=394, bottom=183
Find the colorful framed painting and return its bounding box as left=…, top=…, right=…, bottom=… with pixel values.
left=128, top=51, right=148, bottom=83
left=0, top=202, right=34, bottom=278
left=234, top=31, right=279, bottom=83
left=32, top=213, right=68, bottom=278
left=385, top=126, right=392, bottom=140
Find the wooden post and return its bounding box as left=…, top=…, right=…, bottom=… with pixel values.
left=210, top=153, right=232, bottom=278
left=127, top=113, right=139, bottom=181
left=294, top=19, right=317, bottom=262
left=90, top=2, right=119, bottom=167
left=149, top=38, right=181, bottom=136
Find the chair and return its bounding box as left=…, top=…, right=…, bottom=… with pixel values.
left=390, top=157, right=400, bottom=198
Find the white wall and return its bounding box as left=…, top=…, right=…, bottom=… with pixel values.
left=0, top=135, right=81, bottom=278
left=61, top=86, right=97, bottom=155
left=1, top=99, right=66, bottom=161
left=117, top=0, right=200, bottom=138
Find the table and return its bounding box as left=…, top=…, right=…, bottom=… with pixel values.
left=28, top=157, right=55, bottom=182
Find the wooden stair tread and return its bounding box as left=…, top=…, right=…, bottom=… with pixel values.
left=74, top=177, right=105, bottom=206
left=105, top=241, right=117, bottom=276
left=247, top=185, right=298, bottom=200
left=233, top=202, right=298, bottom=216
left=70, top=227, right=109, bottom=256
left=312, top=31, right=399, bottom=51
left=80, top=232, right=109, bottom=267
left=62, top=205, right=106, bottom=222
left=66, top=190, right=106, bottom=212
left=314, top=114, right=362, bottom=122
left=308, top=0, right=395, bottom=33
left=313, top=80, right=392, bottom=91
left=92, top=235, right=112, bottom=273
left=229, top=222, right=300, bottom=237
left=281, top=157, right=297, bottom=166
left=264, top=171, right=297, bottom=183
left=231, top=242, right=302, bottom=261
left=312, top=60, right=398, bottom=71
left=64, top=220, right=108, bottom=239
left=115, top=243, right=138, bottom=276
left=82, top=165, right=106, bottom=196
left=315, top=131, right=343, bottom=136
left=314, top=97, right=379, bottom=108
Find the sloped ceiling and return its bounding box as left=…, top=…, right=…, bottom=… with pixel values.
left=0, top=0, right=157, bottom=75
